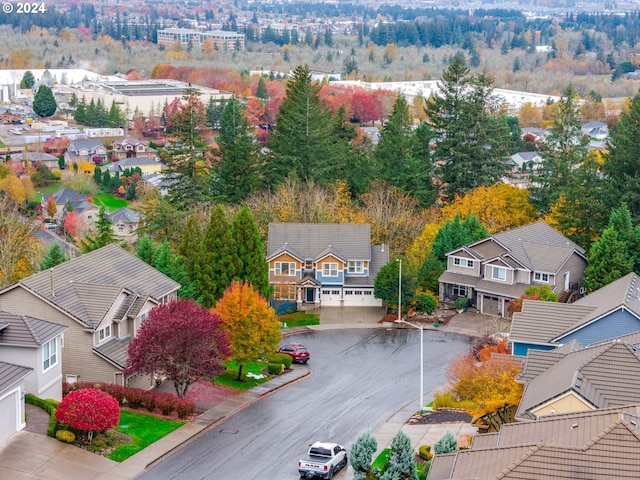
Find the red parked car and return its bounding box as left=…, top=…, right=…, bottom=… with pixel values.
left=277, top=343, right=310, bottom=364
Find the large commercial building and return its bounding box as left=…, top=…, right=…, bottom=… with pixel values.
left=157, top=28, right=245, bottom=51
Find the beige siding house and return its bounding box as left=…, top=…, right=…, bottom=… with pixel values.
left=0, top=244, right=180, bottom=388
left=439, top=221, right=587, bottom=317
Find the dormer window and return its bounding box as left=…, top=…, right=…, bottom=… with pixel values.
left=453, top=257, right=474, bottom=268
left=275, top=262, right=295, bottom=276
left=492, top=266, right=506, bottom=281
left=98, top=324, right=111, bottom=342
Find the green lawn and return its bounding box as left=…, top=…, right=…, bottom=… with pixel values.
left=92, top=192, right=128, bottom=211
left=107, top=410, right=184, bottom=462
left=278, top=312, right=320, bottom=328
left=214, top=361, right=272, bottom=391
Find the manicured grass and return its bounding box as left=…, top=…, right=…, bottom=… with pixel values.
left=214, top=361, right=272, bottom=391
left=278, top=312, right=320, bottom=328
left=92, top=192, right=128, bottom=211
left=371, top=448, right=390, bottom=472
left=107, top=410, right=184, bottom=462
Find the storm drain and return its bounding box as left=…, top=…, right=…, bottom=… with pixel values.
left=221, top=429, right=239, bottom=434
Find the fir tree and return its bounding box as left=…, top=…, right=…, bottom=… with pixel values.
left=584, top=227, right=632, bottom=293
left=230, top=206, right=271, bottom=299
left=136, top=235, right=157, bottom=265
left=433, top=430, right=458, bottom=454
left=20, top=71, right=35, bottom=89
left=178, top=214, right=206, bottom=305
left=201, top=205, right=237, bottom=307
left=79, top=207, right=117, bottom=253
left=39, top=243, right=68, bottom=270
left=33, top=85, right=57, bottom=117
left=256, top=77, right=269, bottom=101
left=381, top=430, right=418, bottom=480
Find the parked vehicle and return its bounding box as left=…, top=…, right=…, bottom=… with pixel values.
left=277, top=343, right=310, bottom=363
left=298, top=442, right=347, bottom=479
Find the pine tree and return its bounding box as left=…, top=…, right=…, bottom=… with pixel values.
left=79, top=207, right=117, bottom=253
left=230, top=206, right=271, bottom=299
left=265, top=64, right=336, bottom=188
left=381, top=430, right=418, bottom=480
left=433, top=430, right=458, bottom=454
left=178, top=214, right=206, bottom=305
left=350, top=431, right=377, bottom=480
left=584, top=227, right=632, bottom=293
left=33, top=85, right=57, bottom=117
left=426, top=57, right=510, bottom=200
left=215, top=98, right=261, bottom=203
left=603, top=92, right=640, bottom=223
left=136, top=235, right=156, bottom=265
left=532, top=84, right=589, bottom=212
left=39, top=243, right=68, bottom=270
left=202, top=205, right=237, bottom=307
left=20, top=70, right=35, bottom=89
left=256, top=77, right=269, bottom=101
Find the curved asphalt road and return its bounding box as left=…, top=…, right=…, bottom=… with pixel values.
left=139, top=328, right=471, bottom=480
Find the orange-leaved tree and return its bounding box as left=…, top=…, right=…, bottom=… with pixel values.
left=213, top=281, right=282, bottom=381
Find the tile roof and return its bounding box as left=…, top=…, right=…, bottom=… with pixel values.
left=106, top=207, right=141, bottom=225
left=267, top=223, right=371, bottom=260
left=516, top=340, right=640, bottom=420
left=0, top=361, right=33, bottom=393
left=94, top=335, right=133, bottom=369
left=0, top=311, right=67, bottom=347
left=429, top=407, right=640, bottom=479
left=10, top=244, right=180, bottom=329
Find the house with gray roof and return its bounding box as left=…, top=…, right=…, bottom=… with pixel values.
left=266, top=223, right=388, bottom=307
left=515, top=332, right=640, bottom=420
left=428, top=406, right=640, bottom=480
left=438, top=221, right=587, bottom=317
left=106, top=207, right=141, bottom=242
left=63, top=139, right=107, bottom=166
left=0, top=244, right=180, bottom=388
left=41, top=187, right=99, bottom=224
left=0, top=311, right=67, bottom=401
left=508, top=151, right=542, bottom=172
left=510, top=273, right=640, bottom=355
left=0, top=361, right=33, bottom=445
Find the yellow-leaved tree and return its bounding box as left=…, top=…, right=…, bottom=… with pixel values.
left=212, top=281, right=282, bottom=381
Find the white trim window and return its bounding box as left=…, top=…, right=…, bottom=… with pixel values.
left=98, top=324, right=111, bottom=342
left=492, top=266, right=507, bottom=281
left=348, top=261, right=364, bottom=274
left=322, top=263, right=339, bottom=277
left=453, top=257, right=474, bottom=268
left=453, top=285, right=468, bottom=296
left=43, top=338, right=57, bottom=371
left=534, top=272, right=550, bottom=283
left=275, top=262, right=296, bottom=276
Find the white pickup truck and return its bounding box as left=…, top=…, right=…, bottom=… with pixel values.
left=298, top=441, right=348, bottom=479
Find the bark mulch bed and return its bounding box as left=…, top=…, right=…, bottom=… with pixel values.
left=379, top=312, right=456, bottom=326
left=408, top=408, right=472, bottom=425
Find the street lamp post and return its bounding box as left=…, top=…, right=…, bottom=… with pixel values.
left=395, top=318, right=424, bottom=413
left=397, top=258, right=402, bottom=322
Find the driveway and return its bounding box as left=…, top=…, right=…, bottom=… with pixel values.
left=316, top=306, right=386, bottom=327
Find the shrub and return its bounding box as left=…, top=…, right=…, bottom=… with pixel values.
left=25, top=394, right=60, bottom=437
left=155, top=392, right=177, bottom=416
left=267, top=363, right=284, bottom=375
left=470, top=334, right=497, bottom=361
left=455, top=297, right=469, bottom=310
left=175, top=398, right=196, bottom=419
left=141, top=391, right=157, bottom=412
left=418, top=445, right=433, bottom=461
left=125, top=388, right=144, bottom=409
left=266, top=353, right=292, bottom=369
left=55, top=430, right=76, bottom=443
left=55, top=389, right=120, bottom=435
left=433, top=431, right=457, bottom=454
left=415, top=292, right=438, bottom=314
left=103, top=384, right=126, bottom=406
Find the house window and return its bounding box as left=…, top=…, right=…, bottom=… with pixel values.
left=43, top=338, right=57, bottom=371
left=492, top=266, right=506, bottom=281
left=348, top=261, right=364, bottom=274
left=534, top=272, right=550, bottom=283
left=453, top=257, right=474, bottom=268
left=453, top=285, right=468, bottom=297
left=98, top=324, right=111, bottom=342
left=322, top=290, right=330, bottom=295
left=323, top=263, right=338, bottom=277
left=304, top=259, right=313, bottom=269
left=275, top=262, right=295, bottom=276
left=140, top=313, right=147, bottom=323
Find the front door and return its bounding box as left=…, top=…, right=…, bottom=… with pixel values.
left=306, top=288, right=314, bottom=302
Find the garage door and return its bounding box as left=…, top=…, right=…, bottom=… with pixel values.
left=483, top=296, right=500, bottom=316
left=321, top=289, right=342, bottom=306
left=0, top=389, right=19, bottom=445
left=343, top=290, right=381, bottom=307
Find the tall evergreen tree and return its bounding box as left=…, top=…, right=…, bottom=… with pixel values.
left=266, top=65, right=336, bottom=188
left=79, top=207, right=117, bottom=253
left=230, top=206, right=271, bottom=299
left=256, top=77, right=269, bottom=101
left=33, top=85, right=57, bottom=117
left=532, top=84, right=589, bottom=212
left=20, top=71, right=35, bottom=89
left=202, top=205, right=237, bottom=307
left=380, top=430, right=418, bottom=480
left=215, top=98, right=261, bottom=203
left=603, top=92, right=640, bottom=223
left=584, top=227, right=633, bottom=293
left=178, top=214, right=206, bottom=304
left=136, top=235, right=157, bottom=265
left=426, top=57, right=510, bottom=200
left=39, top=243, right=68, bottom=270
left=162, top=88, right=213, bottom=209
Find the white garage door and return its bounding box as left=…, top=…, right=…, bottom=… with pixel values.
left=343, top=290, right=381, bottom=307
left=321, top=289, right=342, bottom=306
left=0, top=390, right=19, bottom=445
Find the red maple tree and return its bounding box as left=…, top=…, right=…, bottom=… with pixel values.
left=55, top=388, right=119, bottom=442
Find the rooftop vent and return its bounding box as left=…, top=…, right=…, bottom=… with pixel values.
left=571, top=423, right=578, bottom=429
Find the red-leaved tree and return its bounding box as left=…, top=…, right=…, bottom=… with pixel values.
left=55, top=388, right=120, bottom=443
left=125, top=300, right=231, bottom=398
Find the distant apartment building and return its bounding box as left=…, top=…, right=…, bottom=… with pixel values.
left=157, top=28, right=245, bottom=51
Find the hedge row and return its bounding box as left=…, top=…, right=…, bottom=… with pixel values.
left=25, top=394, right=59, bottom=437
left=62, top=382, right=196, bottom=419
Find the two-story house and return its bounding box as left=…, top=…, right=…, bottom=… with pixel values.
left=41, top=187, right=99, bottom=224
left=438, top=221, right=587, bottom=317
left=64, top=139, right=107, bottom=166
left=111, top=138, right=158, bottom=161
left=266, top=223, right=388, bottom=307
left=0, top=244, right=180, bottom=388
